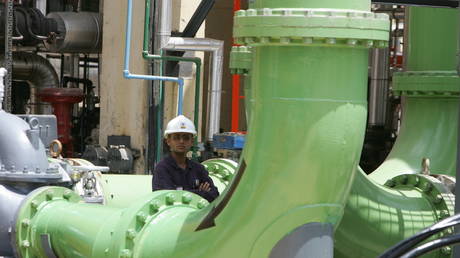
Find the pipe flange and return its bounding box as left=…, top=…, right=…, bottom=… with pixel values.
left=0, top=164, right=62, bottom=183
left=202, top=158, right=237, bottom=183
left=393, top=71, right=460, bottom=97
left=384, top=174, right=455, bottom=222
left=230, top=46, right=253, bottom=75
left=118, top=191, right=207, bottom=258
left=234, top=8, right=390, bottom=47
left=12, top=186, right=81, bottom=258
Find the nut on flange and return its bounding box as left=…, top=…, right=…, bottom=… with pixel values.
left=234, top=8, right=390, bottom=48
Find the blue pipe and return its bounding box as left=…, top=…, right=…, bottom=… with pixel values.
left=123, top=0, right=184, bottom=115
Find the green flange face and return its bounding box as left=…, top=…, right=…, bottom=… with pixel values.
left=229, top=46, right=253, bottom=75
left=384, top=174, right=455, bottom=257
left=385, top=174, right=455, bottom=222
left=116, top=190, right=207, bottom=257
left=13, top=186, right=81, bottom=258
left=234, top=8, right=390, bottom=47
left=393, top=71, right=460, bottom=97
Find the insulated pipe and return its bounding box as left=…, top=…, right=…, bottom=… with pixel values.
left=1, top=52, right=59, bottom=114
left=122, top=0, right=184, bottom=115
left=163, top=37, right=224, bottom=141
left=157, top=0, right=224, bottom=142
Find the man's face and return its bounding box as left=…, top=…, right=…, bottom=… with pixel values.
left=166, top=133, right=193, bottom=154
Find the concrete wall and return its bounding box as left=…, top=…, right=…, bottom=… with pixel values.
left=100, top=0, right=149, bottom=173
left=99, top=0, right=207, bottom=173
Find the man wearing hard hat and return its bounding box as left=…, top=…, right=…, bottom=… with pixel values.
left=152, top=115, right=219, bottom=202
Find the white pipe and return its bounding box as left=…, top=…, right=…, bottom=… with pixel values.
left=163, top=37, right=224, bottom=141
left=158, top=0, right=224, bottom=142
left=0, top=68, right=7, bottom=111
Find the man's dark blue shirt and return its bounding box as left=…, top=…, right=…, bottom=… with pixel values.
left=152, top=155, right=219, bottom=202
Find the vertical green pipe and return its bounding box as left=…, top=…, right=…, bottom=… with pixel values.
left=370, top=7, right=459, bottom=183
left=335, top=7, right=459, bottom=258
left=13, top=1, right=391, bottom=257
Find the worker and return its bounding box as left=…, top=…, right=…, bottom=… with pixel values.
left=152, top=115, right=219, bottom=202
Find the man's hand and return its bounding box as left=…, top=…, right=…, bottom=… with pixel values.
left=198, top=182, right=211, bottom=192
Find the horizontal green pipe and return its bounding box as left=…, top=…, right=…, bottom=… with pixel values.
left=335, top=169, right=447, bottom=258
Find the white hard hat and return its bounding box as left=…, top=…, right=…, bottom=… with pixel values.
left=164, top=115, right=197, bottom=138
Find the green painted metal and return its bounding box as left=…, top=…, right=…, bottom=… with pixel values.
left=14, top=186, right=207, bottom=258
left=335, top=169, right=454, bottom=258
left=99, top=174, right=154, bottom=208
left=370, top=7, right=459, bottom=184
left=234, top=9, right=389, bottom=47
left=335, top=6, right=459, bottom=258
left=142, top=0, right=202, bottom=160
left=201, top=158, right=237, bottom=193
left=11, top=0, right=391, bottom=257
left=248, top=0, right=370, bottom=11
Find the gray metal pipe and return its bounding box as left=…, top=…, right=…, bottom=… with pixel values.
left=9, top=52, right=59, bottom=89
left=1, top=52, right=59, bottom=114
left=158, top=0, right=224, bottom=142
left=368, top=48, right=390, bottom=126
left=163, top=37, right=224, bottom=141
left=0, top=184, right=28, bottom=256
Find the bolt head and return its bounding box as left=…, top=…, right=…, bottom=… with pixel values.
left=126, top=229, right=137, bottom=240
left=182, top=194, right=192, bottom=204
left=46, top=190, right=54, bottom=200
left=165, top=194, right=175, bottom=205
left=197, top=200, right=207, bottom=209
left=120, top=249, right=132, bottom=258
left=21, top=240, right=30, bottom=248
left=31, top=200, right=39, bottom=209
left=136, top=212, right=147, bottom=224
left=21, top=219, right=30, bottom=227
left=149, top=200, right=160, bottom=213
left=441, top=246, right=451, bottom=255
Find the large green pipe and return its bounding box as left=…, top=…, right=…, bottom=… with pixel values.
left=335, top=6, right=459, bottom=257
left=370, top=6, right=459, bottom=184
left=13, top=0, right=390, bottom=257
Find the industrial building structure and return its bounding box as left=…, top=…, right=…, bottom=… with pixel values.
left=0, top=0, right=460, bottom=257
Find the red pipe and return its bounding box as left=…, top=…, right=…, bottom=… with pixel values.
left=231, top=0, right=241, bottom=132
